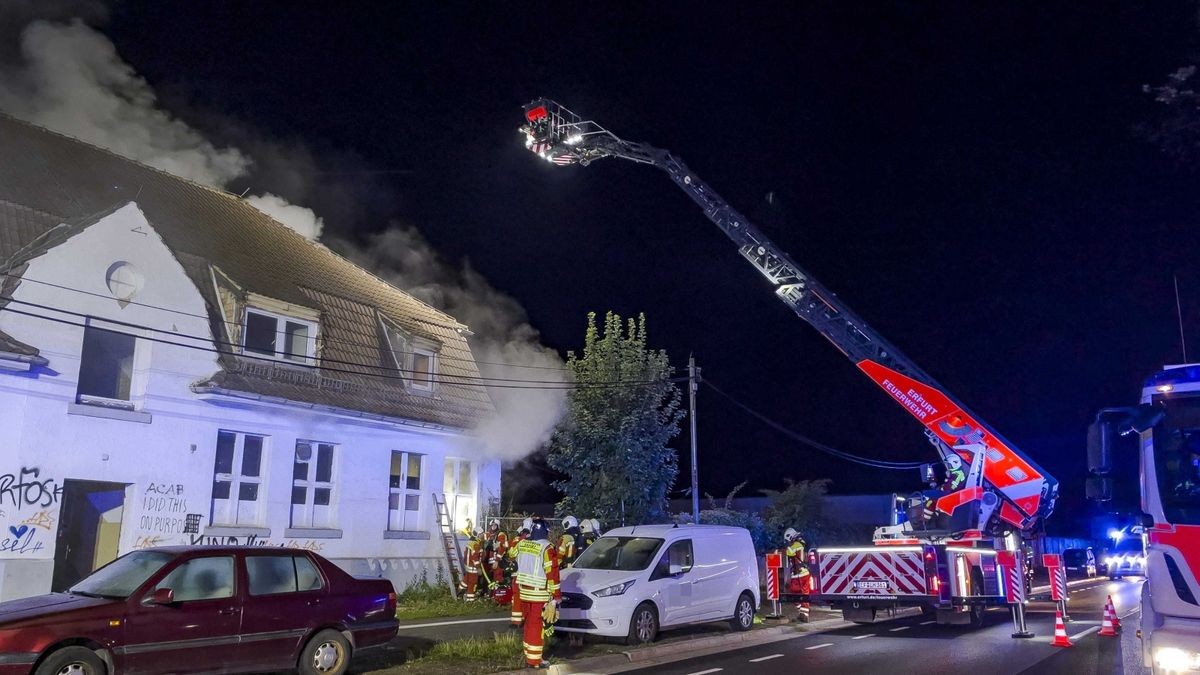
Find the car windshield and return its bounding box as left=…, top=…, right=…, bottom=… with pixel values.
left=1152, top=394, right=1200, bottom=525
left=572, top=537, right=663, bottom=571
left=70, top=551, right=174, bottom=599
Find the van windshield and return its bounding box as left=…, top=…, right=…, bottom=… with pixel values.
left=572, top=537, right=663, bottom=571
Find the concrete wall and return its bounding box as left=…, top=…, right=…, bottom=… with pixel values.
left=0, top=204, right=498, bottom=600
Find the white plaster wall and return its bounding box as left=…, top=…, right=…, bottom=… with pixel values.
left=0, top=203, right=500, bottom=600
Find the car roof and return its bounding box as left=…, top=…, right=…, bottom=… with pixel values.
left=143, top=546, right=316, bottom=555
left=603, top=524, right=749, bottom=539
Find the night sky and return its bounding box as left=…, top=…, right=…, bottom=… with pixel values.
left=93, top=2, right=1200, bottom=534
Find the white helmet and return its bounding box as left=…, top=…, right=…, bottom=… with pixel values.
left=562, top=515, right=579, bottom=530
left=946, top=454, right=963, bottom=471
left=589, top=518, right=601, bottom=534
left=784, top=527, right=799, bottom=542
left=580, top=519, right=595, bottom=534
left=489, top=518, right=500, bottom=530
left=520, top=517, right=533, bottom=534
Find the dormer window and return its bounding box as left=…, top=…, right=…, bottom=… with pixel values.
left=243, top=308, right=317, bottom=365
left=380, top=314, right=439, bottom=392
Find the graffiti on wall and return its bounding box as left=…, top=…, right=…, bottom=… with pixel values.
left=129, top=482, right=204, bottom=550
left=0, top=467, right=59, bottom=559
left=188, top=533, right=324, bottom=552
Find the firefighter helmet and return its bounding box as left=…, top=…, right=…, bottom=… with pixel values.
left=945, top=454, right=963, bottom=471
left=562, top=515, right=579, bottom=530
left=784, top=527, right=800, bottom=542
left=589, top=518, right=601, bottom=534
left=520, top=517, right=533, bottom=535
left=530, top=516, right=550, bottom=541
left=580, top=519, right=594, bottom=534
left=488, top=518, right=500, bottom=531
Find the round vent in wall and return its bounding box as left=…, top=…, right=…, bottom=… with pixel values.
left=105, top=261, right=144, bottom=306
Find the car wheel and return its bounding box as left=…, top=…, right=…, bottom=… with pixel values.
left=730, top=592, right=755, bottom=631
left=626, top=602, right=659, bottom=645
left=299, top=629, right=352, bottom=675
left=35, top=646, right=106, bottom=675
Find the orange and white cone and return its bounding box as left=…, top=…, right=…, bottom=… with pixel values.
left=1051, top=609, right=1073, bottom=648
left=1098, top=601, right=1117, bottom=637
left=1106, top=596, right=1121, bottom=631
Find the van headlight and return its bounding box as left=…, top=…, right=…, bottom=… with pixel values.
left=593, top=580, right=635, bottom=598
left=1154, top=647, right=1200, bottom=672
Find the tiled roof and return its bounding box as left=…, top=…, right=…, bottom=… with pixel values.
left=0, top=113, right=495, bottom=428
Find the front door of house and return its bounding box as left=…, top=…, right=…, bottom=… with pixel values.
left=51, top=479, right=128, bottom=591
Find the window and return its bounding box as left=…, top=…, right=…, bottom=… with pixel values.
left=154, top=556, right=235, bottom=602
left=411, top=349, right=436, bottom=391
left=77, top=326, right=136, bottom=408
left=211, top=431, right=266, bottom=526
left=389, top=451, right=423, bottom=531
left=246, top=555, right=325, bottom=595
left=651, top=539, right=694, bottom=580
left=380, top=316, right=438, bottom=392
left=443, top=457, right=475, bottom=528
left=292, top=441, right=336, bottom=528
left=243, top=308, right=316, bottom=364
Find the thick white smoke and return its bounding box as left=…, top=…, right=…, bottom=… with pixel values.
left=0, top=8, right=566, bottom=459
left=333, top=227, right=567, bottom=461
left=0, top=17, right=322, bottom=239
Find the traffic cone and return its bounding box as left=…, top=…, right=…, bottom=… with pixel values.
left=1098, top=602, right=1117, bottom=637
left=1107, top=596, right=1121, bottom=631
left=1051, top=609, right=1073, bottom=648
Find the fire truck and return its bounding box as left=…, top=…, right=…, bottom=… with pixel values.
left=1089, top=366, right=1200, bottom=673
left=517, top=99, right=1058, bottom=626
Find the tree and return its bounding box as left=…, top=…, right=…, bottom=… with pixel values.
left=548, top=311, right=684, bottom=526
left=760, top=479, right=831, bottom=549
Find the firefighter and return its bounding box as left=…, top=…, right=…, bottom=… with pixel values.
left=942, top=454, right=967, bottom=492
left=579, top=518, right=598, bottom=556
left=558, top=516, right=581, bottom=566
left=508, top=517, right=532, bottom=628
left=515, top=516, right=560, bottom=669
left=784, top=528, right=813, bottom=621
left=460, top=530, right=483, bottom=601
left=485, top=518, right=509, bottom=587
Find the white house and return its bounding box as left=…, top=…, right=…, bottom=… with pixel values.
left=0, top=115, right=499, bottom=601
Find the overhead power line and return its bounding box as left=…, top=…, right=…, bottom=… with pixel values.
left=701, top=379, right=925, bottom=470
left=0, top=302, right=687, bottom=391
left=0, top=271, right=572, bottom=372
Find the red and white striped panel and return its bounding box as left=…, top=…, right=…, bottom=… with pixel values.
left=818, top=550, right=928, bottom=596
left=1006, top=564, right=1024, bottom=603
left=766, top=567, right=778, bottom=600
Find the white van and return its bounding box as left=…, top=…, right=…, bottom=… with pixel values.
left=556, top=524, right=760, bottom=644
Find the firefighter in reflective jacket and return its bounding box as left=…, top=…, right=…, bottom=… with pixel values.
left=784, top=528, right=813, bottom=621
left=485, top=518, right=509, bottom=587
left=558, top=516, right=581, bottom=566
left=515, top=516, right=560, bottom=668
left=461, top=530, right=483, bottom=601
left=942, top=454, right=967, bottom=492
left=508, top=518, right=532, bottom=628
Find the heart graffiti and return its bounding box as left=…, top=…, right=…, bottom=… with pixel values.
left=8, top=525, right=28, bottom=538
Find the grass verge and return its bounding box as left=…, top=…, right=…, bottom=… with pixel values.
left=390, top=632, right=526, bottom=674
left=394, top=568, right=505, bottom=621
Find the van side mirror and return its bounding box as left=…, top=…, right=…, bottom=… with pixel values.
left=1123, top=403, right=1165, bottom=435
left=1087, top=421, right=1115, bottom=474
left=1085, top=477, right=1112, bottom=502
left=148, top=588, right=175, bottom=605
left=669, top=563, right=683, bottom=576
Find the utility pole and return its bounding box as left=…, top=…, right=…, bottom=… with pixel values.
left=689, top=354, right=701, bottom=524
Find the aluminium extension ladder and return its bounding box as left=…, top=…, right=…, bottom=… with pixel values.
left=433, top=493, right=465, bottom=599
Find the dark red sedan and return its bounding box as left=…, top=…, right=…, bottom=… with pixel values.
left=0, top=546, right=398, bottom=675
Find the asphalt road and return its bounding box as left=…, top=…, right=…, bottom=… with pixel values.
left=628, top=577, right=1146, bottom=675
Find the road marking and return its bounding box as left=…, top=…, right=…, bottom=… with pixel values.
left=686, top=669, right=723, bottom=675
left=806, top=643, right=834, bottom=650
left=749, top=654, right=784, bottom=663
left=920, top=621, right=935, bottom=625
left=396, top=617, right=510, bottom=630
left=1070, top=626, right=1101, bottom=641
left=851, top=634, right=874, bottom=640
left=889, top=626, right=910, bottom=632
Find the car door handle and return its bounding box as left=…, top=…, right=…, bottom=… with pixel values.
left=218, top=607, right=238, bottom=615
left=307, top=598, right=321, bottom=606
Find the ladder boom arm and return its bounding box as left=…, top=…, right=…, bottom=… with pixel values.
left=520, top=99, right=1058, bottom=532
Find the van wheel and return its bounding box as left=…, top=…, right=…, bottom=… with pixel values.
left=626, top=603, right=659, bottom=645
left=35, top=647, right=106, bottom=675
left=731, top=592, right=755, bottom=631
left=299, top=629, right=352, bottom=675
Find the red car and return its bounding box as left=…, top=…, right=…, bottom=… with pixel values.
left=0, top=546, right=398, bottom=675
